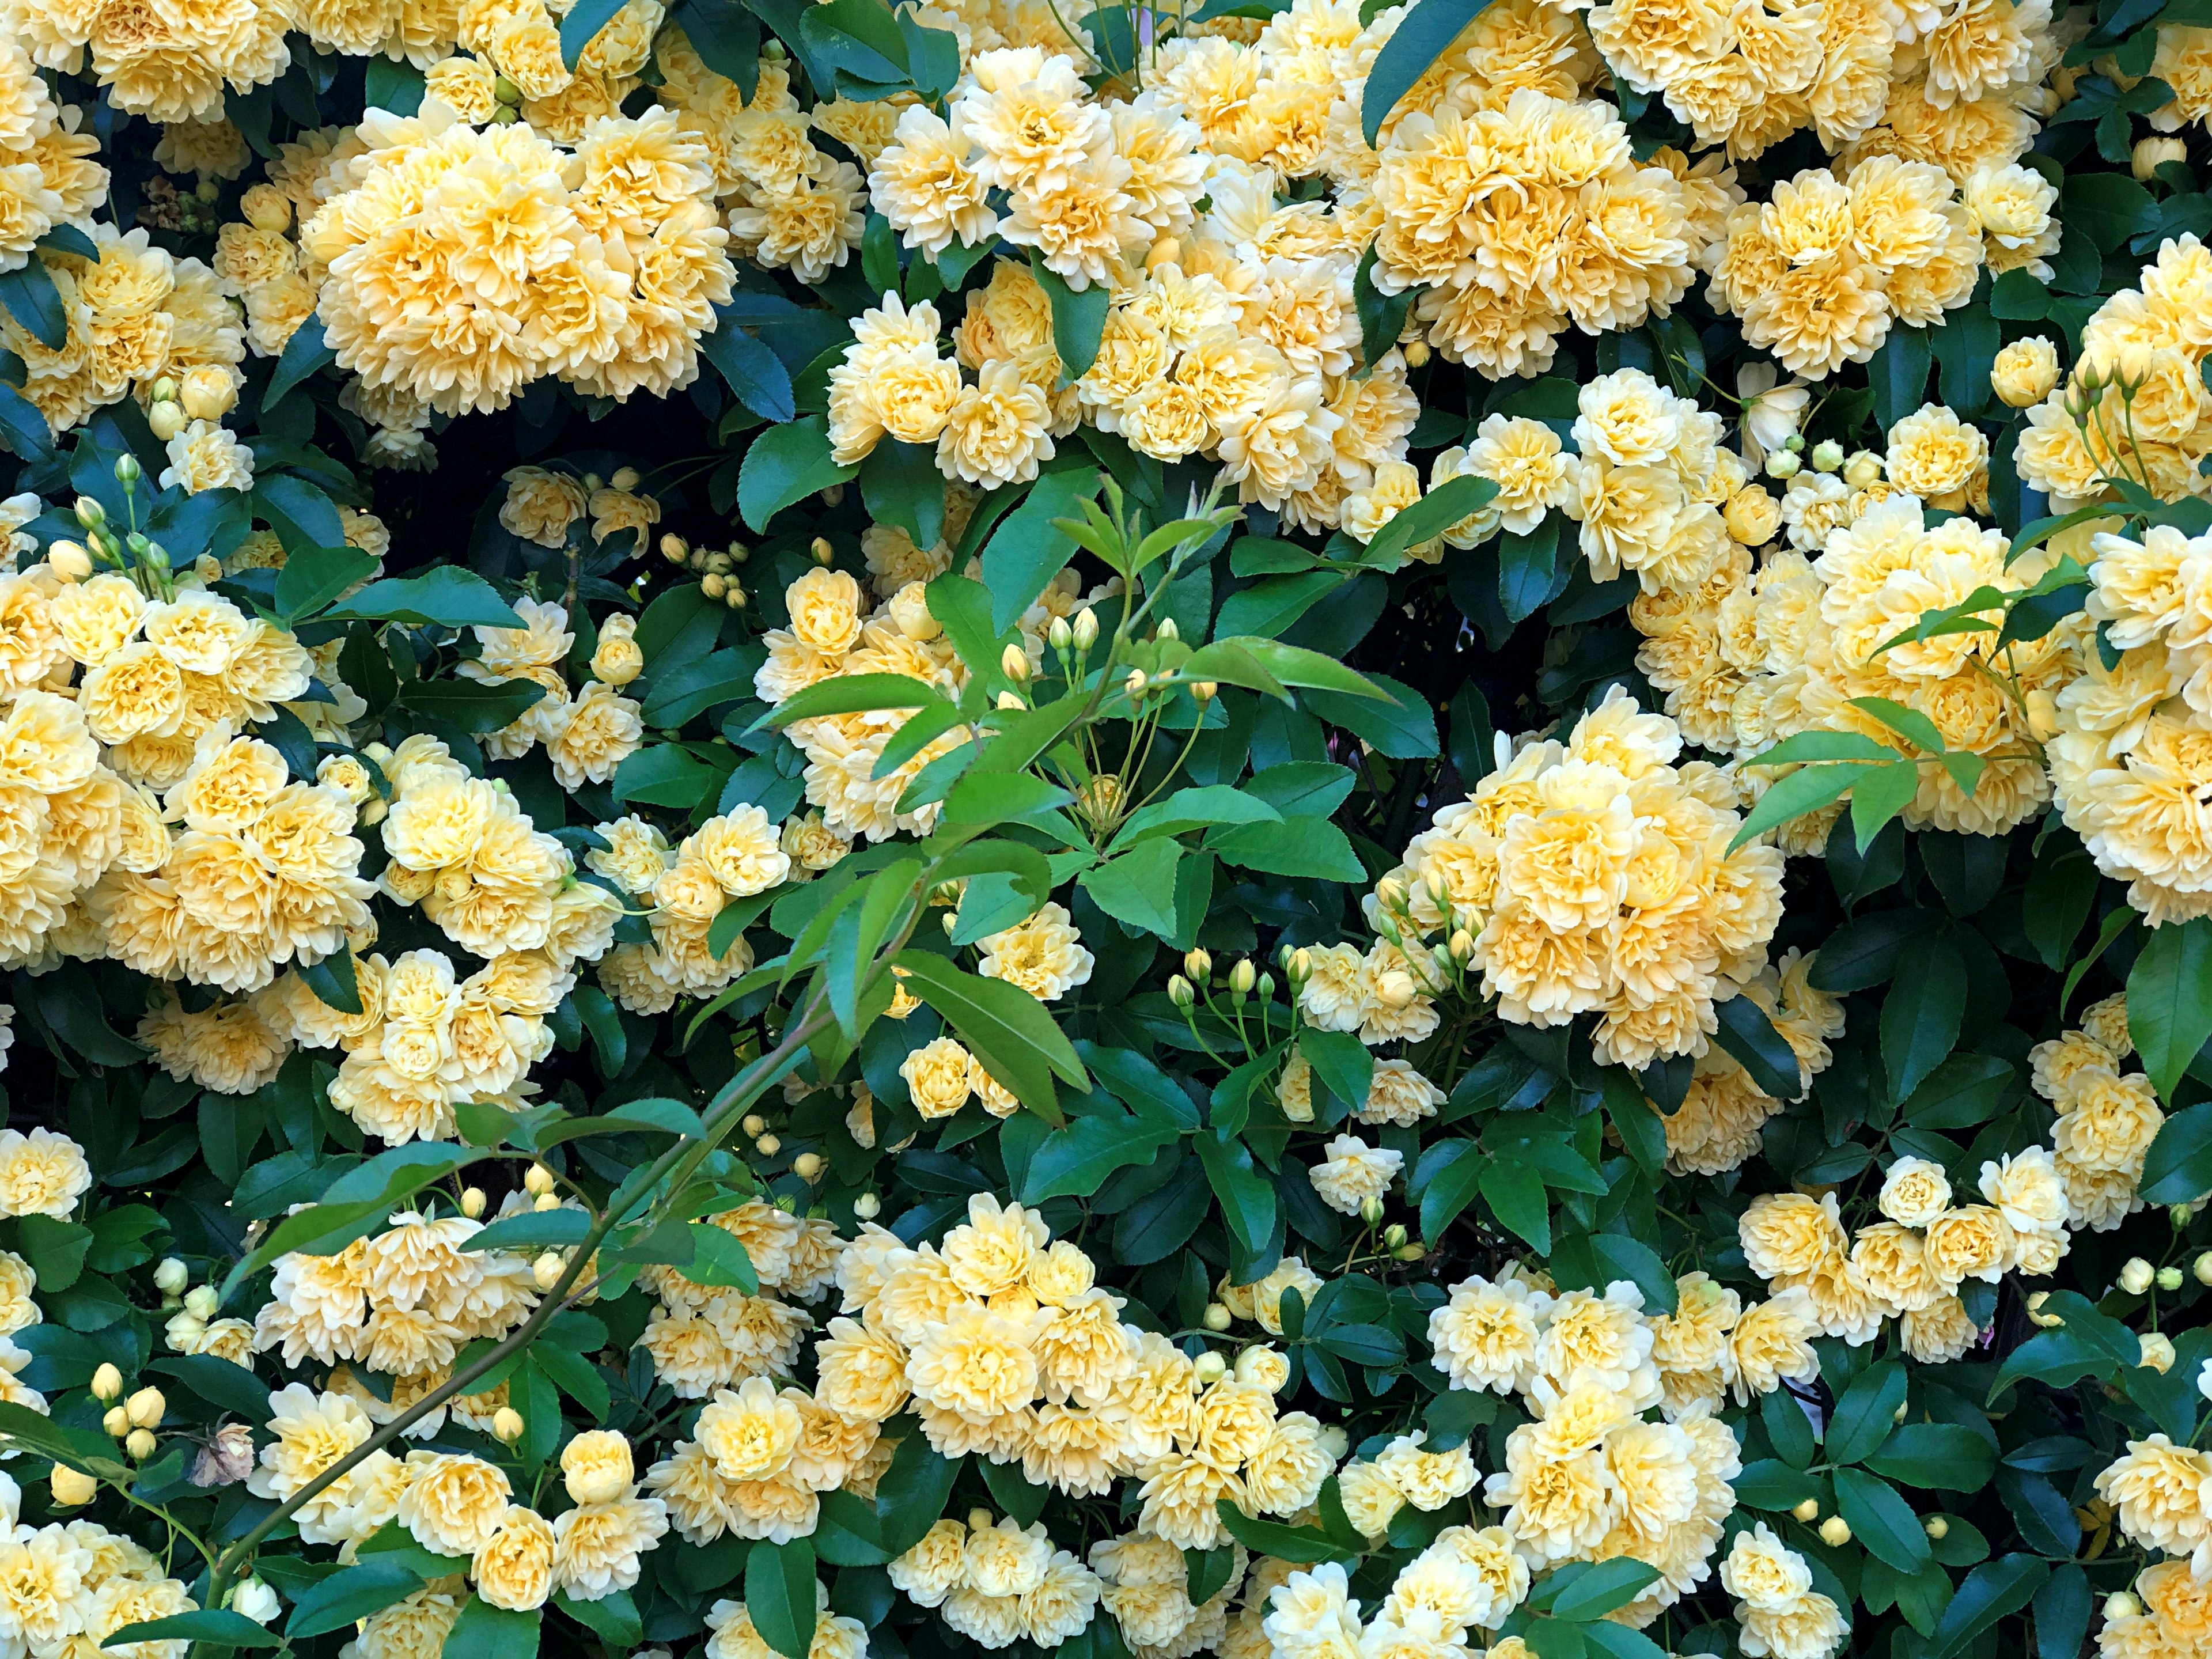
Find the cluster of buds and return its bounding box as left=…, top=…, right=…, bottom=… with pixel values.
left=92, top=1366, right=165, bottom=1460
left=2117, top=1256, right=2188, bottom=1296
left=55, top=458, right=177, bottom=597
left=1368, top=876, right=1461, bottom=1004
left=145, top=374, right=233, bottom=440
left=172, top=176, right=226, bottom=237
left=738, top=1112, right=783, bottom=1159
left=660, top=533, right=747, bottom=608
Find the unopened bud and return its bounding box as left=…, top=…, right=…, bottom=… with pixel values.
left=147, top=402, right=186, bottom=441
left=1072, top=608, right=1099, bottom=649
left=183, top=1285, right=218, bottom=1320
left=533, top=1192, right=562, bottom=1212
left=1257, top=972, right=1275, bottom=999
left=1230, top=960, right=1256, bottom=995
left=755, top=1134, right=782, bottom=1156
left=1192, top=1351, right=1227, bottom=1384
left=1048, top=616, right=1072, bottom=652
left=73, top=498, right=104, bottom=528
left=2107, top=1594, right=2144, bottom=1623
left=967, top=1509, right=995, bottom=1532
left=1924, top=1516, right=1948, bottom=1539
left=1202, top=1302, right=1233, bottom=1331
left=125, top=1388, right=165, bottom=1429
left=1156, top=618, right=1179, bottom=642
left=2025, top=688, right=2059, bottom=742
left=112, top=454, right=140, bottom=486
left=1449, top=929, right=1474, bottom=961
left=47, top=540, right=92, bottom=582
left=2140, top=1332, right=2177, bottom=1372
left=101, top=1407, right=128, bottom=1437
left=1125, top=668, right=1147, bottom=700
left=48, top=1466, right=96, bottom=1507
left=153, top=1259, right=188, bottom=1296
left=91, top=1365, right=122, bottom=1403
left=2134, top=135, right=2188, bottom=180
left=533, top=1252, right=563, bottom=1290
left=1289, top=947, right=1312, bottom=981
left=853, top=1193, right=881, bottom=1220
left=1185, top=949, right=1213, bottom=983
left=124, top=1429, right=156, bottom=1461
left=1791, top=1498, right=1820, bottom=1522
left=2158, top=1265, right=2184, bottom=1291
left=1818, top=1517, right=1851, bottom=1547
left=1382, top=1224, right=1408, bottom=1249
left=702, top=573, right=727, bottom=600
left=741, top=1114, right=767, bottom=1136
left=1168, top=974, right=1195, bottom=1008
left=230, top=1582, right=280, bottom=1626
left=2195, top=1251, right=2212, bottom=1285
left=1395, top=1243, right=1426, bottom=1261
left=1359, top=1195, right=1385, bottom=1226
left=1810, top=440, right=1844, bottom=472
left=494, top=75, right=521, bottom=103
left=793, top=1152, right=824, bottom=1180
left=461, top=1187, right=486, bottom=1218
left=2121, top=1257, right=2155, bottom=1296
left=810, top=536, right=834, bottom=566
left=1001, top=643, right=1031, bottom=684
left=1319, top=1427, right=1350, bottom=1461
left=1192, top=681, right=1217, bottom=703
left=524, top=1164, right=556, bottom=1196
left=493, top=1407, right=525, bottom=1443
left=1765, top=450, right=1801, bottom=480
left=2027, top=1290, right=2065, bottom=1327
left=1843, top=450, right=1883, bottom=488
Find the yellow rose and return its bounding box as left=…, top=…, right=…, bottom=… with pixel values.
left=472, top=1505, right=554, bottom=1610
left=561, top=1431, right=635, bottom=1505
left=900, top=1035, right=975, bottom=1119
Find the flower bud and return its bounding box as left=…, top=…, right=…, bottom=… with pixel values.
left=1185, top=949, right=1212, bottom=983
left=2025, top=688, right=2059, bottom=742
left=967, top=1509, right=995, bottom=1532
left=73, top=497, right=104, bottom=529
left=1072, top=608, right=1099, bottom=649
left=1924, top=1516, right=1949, bottom=1539
left=1257, top=972, right=1275, bottom=1000
left=1168, top=974, right=1195, bottom=1008
left=1289, top=947, right=1312, bottom=981
left=702, top=573, right=726, bottom=600
left=1992, top=337, right=2061, bottom=408
left=2134, top=135, right=2188, bottom=180
left=1230, top=960, right=1256, bottom=995
left=1146, top=236, right=1181, bottom=272
left=1157, top=619, right=1179, bottom=642
left=2121, top=1257, right=2155, bottom=1295
left=2195, top=1251, right=2212, bottom=1285
left=1395, top=1243, right=1426, bottom=1261
left=610, top=467, right=640, bottom=491
left=153, top=1259, right=188, bottom=1296
left=1764, top=449, right=1801, bottom=480
left=124, top=1429, right=156, bottom=1461
left=125, top=1388, right=165, bottom=1429
left=1843, top=450, right=1883, bottom=488
left=46, top=540, right=93, bottom=582
left=853, top=1193, right=881, bottom=1220
left=2107, top=1594, right=2144, bottom=1622
left=2027, top=1290, right=2064, bottom=1327
left=741, top=1114, right=767, bottom=1137
left=1376, top=971, right=1418, bottom=1009
left=810, top=536, right=835, bottom=566
left=1817, top=1517, right=1851, bottom=1547
left=49, top=1466, right=96, bottom=1507
left=1319, top=1426, right=1351, bottom=1463
left=755, top=1134, right=782, bottom=1156
left=231, top=1582, right=280, bottom=1626
left=1203, top=1302, right=1233, bottom=1332
left=524, top=1164, right=555, bottom=1196
left=1403, top=339, right=1431, bottom=368
left=1192, top=680, right=1217, bottom=703
left=1810, top=440, right=1844, bottom=472
left=1448, top=929, right=1475, bottom=961
left=2141, top=1332, right=2177, bottom=1372
left=147, top=402, right=187, bottom=442
left=461, top=1187, right=487, bottom=1219
left=494, top=74, right=521, bottom=103
left=2158, top=1265, right=2185, bottom=1291
left=995, top=691, right=1024, bottom=711
left=113, top=454, right=140, bottom=486
left=91, top=1365, right=122, bottom=1403
left=533, top=1192, right=562, bottom=1212
left=1791, top=1498, right=1820, bottom=1522
left=183, top=1286, right=218, bottom=1320
left=493, top=1407, right=525, bottom=1442
left=1048, top=616, right=1072, bottom=652
left=1359, top=1195, right=1385, bottom=1226
left=1382, top=1224, right=1408, bottom=1249
left=1000, top=643, right=1031, bottom=684
left=1124, top=667, right=1148, bottom=700
left=661, top=533, right=688, bottom=564
left=2174, top=1204, right=2195, bottom=1228
left=1192, top=1351, right=1227, bottom=1384
left=533, top=1252, right=564, bottom=1290
left=793, top=1152, right=824, bottom=1180
left=101, top=1407, right=128, bottom=1437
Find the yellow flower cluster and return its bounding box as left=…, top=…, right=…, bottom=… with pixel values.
left=1217, top=1256, right=1327, bottom=1338
left=0, top=42, right=105, bottom=276
left=0, top=1127, right=90, bottom=1222
left=1633, top=448, right=2069, bottom=838
left=1738, top=1120, right=2085, bottom=1362
left=251, top=1209, right=537, bottom=1377
left=642, top=1374, right=884, bottom=1546
left=138, top=990, right=293, bottom=1097
left=1721, top=1524, right=1849, bottom=1659
left=709, top=1585, right=869, bottom=1659
left=637, top=1198, right=840, bottom=1397
left=2052, top=507, right=2212, bottom=923
left=596, top=802, right=787, bottom=1015
left=0, top=1477, right=202, bottom=1659
left=1710, top=157, right=1984, bottom=378
left=260, top=946, right=573, bottom=1143
left=2096, top=1560, right=2212, bottom=1659
left=825, top=1197, right=1335, bottom=1542
left=7, top=225, right=241, bottom=437
left=890, top=1514, right=1104, bottom=1649
left=298, top=101, right=736, bottom=419
left=374, top=734, right=616, bottom=965
left=1092, top=1533, right=1245, bottom=1657
left=469, top=599, right=645, bottom=786
left=2025, top=995, right=2164, bottom=1229
left=1422, top=1271, right=1747, bottom=1622
left=2, top=0, right=289, bottom=122
left=1370, top=686, right=1784, bottom=1069
left=1658, top=950, right=1844, bottom=1175
left=902, top=1032, right=1021, bottom=1120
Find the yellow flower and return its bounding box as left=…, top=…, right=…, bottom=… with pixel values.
left=472, top=1505, right=554, bottom=1610
left=936, top=360, right=1055, bottom=488
left=695, top=1377, right=803, bottom=1482
left=900, top=1036, right=975, bottom=1120
left=398, top=1452, right=514, bottom=1557
left=562, top=1431, right=635, bottom=1506
left=0, top=1128, right=88, bottom=1219
left=976, top=902, right=1093, bottom=1001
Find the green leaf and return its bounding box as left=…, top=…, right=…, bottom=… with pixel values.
left=444, top=1597, right=541, bottom=1659
left=557, top=0, right=625, bottom=64
left=1361, top=0, right=1495, bottom=144
left=1901, top=1052, right=2014, bottom=1130
left=892, top=951, right=1086, bottom=1120
left=1366, top=474, right=1499, bottom=570
left=1849, top=760, right=1923, bottom=851
left=1211, top=1502, right=1358, bottom=1563
left=1870, top=325, right=1932, bottom=432
left=1353, top=245, right=1413, bottom=382
left=1713, top=994, right=1802, bottom=1101
left=1867, top=1423, right=1997, bottom=1491
left=1548, top=1560, right=1662, bottom=1621
left=685, top=1224, right=762, bottom=1292
left=262, top=322, right=336, bottom=411
left=1929, top=1556, right=2051, bottom=1659
left=873, top=1438, right=962, bottom=1555
left=285, top=1560, right=426, bottom=1638
left=1021, top=1113, right=1179, bottom=1203
left=1192, top=1130, right=1277, bottom=1273
left=1479, top=1158, right=1548, bottom=1252
left=1304, top=673, right=1437, bottom=758
left=1834, top=1467, right=1932, bottom=1572
left=1825, top=1361, right=1907, bottom=1466
left=397, top=676, right=547, bottom=734
left=275, top=543, right=380, bottom=622
left=149, top=1354, right=272, bottom=1421
left=1207, top=816, right=1363, bottom=881
left=611, top=745, right=723, bottom=809
left=323, top=568, right=524, bottom=630
left=1302, top=1028, right=1374, bottom=1116
left=702, top=318, right=797, bottom=425
left=858, top=438, right=944, bottom=551
left=0, top=381, right=54, bottom=465
left=746, top=1537, right=819, bottom=1659
left=1078, top=840, right=1182, bottom=938
left=13, top=1216, right=88, bottom=1294
left=738, top=416, right=858, bottom=534
left=980, top=468, right=1104, bottom=634
left=2141, top=1100, right=2212, bottom=1205
left=1185, top=1547, right=1237, bottom=1609
left=0, top=259, right=66, bottom=351
left=1498, top=516, right=1559, bottom=623
left=1728, top=761, right=1886, bottom=852
left=1883, top=935, right=1965, bottom=1104
left=1214, top=571, right=1346, bottom=641
left=2128, top=915, right=2212, bottom=1103
left=1030, top=254, right=1111, bottom=379
left=555, top=1590, right=640, bottom=1650
left=103, top=1612, right=282, bottom=1650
